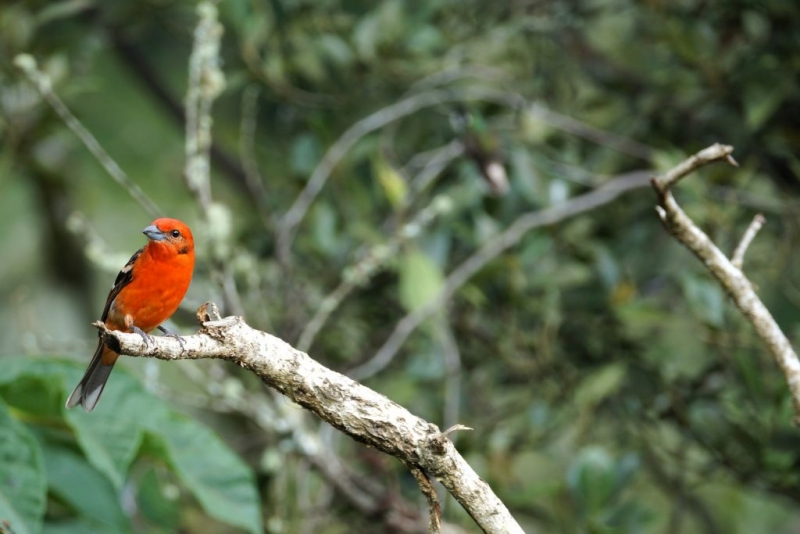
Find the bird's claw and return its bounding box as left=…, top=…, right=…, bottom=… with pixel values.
left=158, top=325, right=187, bottom=352
left=133, top=326, right=154, bottom=348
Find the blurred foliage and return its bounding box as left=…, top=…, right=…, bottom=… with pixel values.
left=0, top=358, right=261, bottom=534
left=1, top=0, right=800, bottom=532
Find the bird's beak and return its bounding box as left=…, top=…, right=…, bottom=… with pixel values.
left=142, top=225, right=167, bottom=241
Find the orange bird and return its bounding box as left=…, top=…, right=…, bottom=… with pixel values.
left=66, top=218, right=195, bottom=412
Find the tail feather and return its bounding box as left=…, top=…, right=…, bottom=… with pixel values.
left=66, top=343, right=117, bottom=412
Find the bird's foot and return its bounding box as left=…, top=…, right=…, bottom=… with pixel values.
left=158, top=325, right=187, bottom=351
left=132, top=326, right=154, bottom=348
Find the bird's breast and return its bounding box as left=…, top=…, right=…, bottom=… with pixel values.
left=107, top=254, right=193, bottom=332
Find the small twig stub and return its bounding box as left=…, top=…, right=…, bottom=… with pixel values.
left=731, top=214, right=766, bottom=270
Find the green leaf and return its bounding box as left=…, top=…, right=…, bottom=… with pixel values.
left=40, top=443, right=128, bottom=532
left=316, top=34, right=355, bottom=68
left=43, top=520, right=120, bottom=534
left=567, top=446, right=616, bottom=514
left=398, top=248, right=444, bottom=312
left=35, top=0, right=93, bottom=26
left=744, top=82, right=787, bottom=130
left=407, top=25, right=444, bottom=55
left=680, top=274, right=725, bottom=327
left=373, top=156, right=407, bottom=208
left=352, top=13, right=380, bottom=61
left=0, top=370, right=64, bottom=419
left=510, top=147, right=541, bottom=204
left=574, top=364, right=626, bottom=409
left=0, top=397, right=46, bottom=534
left=290, top=133, right=321, bottom=176
left=66, top=370, right=263, bottom=534
left=144, top=413, right=262, bottom=534
left=135, top=467, right=180, bottom=530
left=64, top=373, right=145, bottom=490
left=646, top=314, right=712, bottom=380
left=310, top=202, right=339, bottom=256
left=0, top=358, right=262, bottom=534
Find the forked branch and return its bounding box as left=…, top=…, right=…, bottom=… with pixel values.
left=651, top=143, right=800, bottom=421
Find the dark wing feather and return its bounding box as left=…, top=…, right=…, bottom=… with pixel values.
left=100, top=247, right=143, bottom=322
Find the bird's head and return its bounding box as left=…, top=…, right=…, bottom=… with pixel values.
left=143, top=218, right=194, bottom=255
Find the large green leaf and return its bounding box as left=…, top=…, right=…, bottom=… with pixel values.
left=144, top=414, right=262, bottom=534
left=43, top=520, right=120, bottom=534
left=40, top=443, right=128, bottom=532
left=0, top=397, right=46, bottom=534
left=61, top=366, right=144, bottom=490
left=0, top=358, right=262, bottom=534
left=65, top=365, right=263, bottom=534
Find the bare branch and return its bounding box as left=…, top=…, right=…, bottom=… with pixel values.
left=14, top=54, right=161, bottom=219
left=350, top=171, right=653, bottom=381
left=651, top=143, right=737, bottom=193
left=184, top=1, right=225, bottom=213
left=651, top=144, right=800, bottom=421
left=95, top=314, right=525, bottom=534
left=442, top=425, right=474, bottom=437
left=731, top=214, right=766, bottom=270
left=411, top=467, right=442, bottom=534
left=183, top=3, right=244, bottom=317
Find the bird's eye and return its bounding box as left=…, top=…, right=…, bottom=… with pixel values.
left=171, top=229, right=181, bottom=238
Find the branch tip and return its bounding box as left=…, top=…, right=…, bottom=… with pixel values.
left=652, top=144, right=735, bottom=192
left=442, top=424, right=473, bottom=438
left=197, top=301, right=222, bottom=323
left=731, top=213, right=766, bottom=270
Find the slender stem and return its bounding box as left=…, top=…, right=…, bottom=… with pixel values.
left=731, top=214, right=766, bottom=270
left=14, top=54, right=161, bottom=219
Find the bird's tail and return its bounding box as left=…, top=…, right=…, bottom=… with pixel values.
left=66, top=342, right=118, bottom=412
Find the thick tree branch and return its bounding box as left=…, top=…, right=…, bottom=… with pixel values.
left=94, top=309, right=524, bottom=534
left=651, top=143, right=800, bottom=421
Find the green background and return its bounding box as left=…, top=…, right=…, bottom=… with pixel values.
left=1, top=0, right=799, bottom=532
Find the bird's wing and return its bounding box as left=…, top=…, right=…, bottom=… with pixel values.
left=100, top=247, right=144, bottom=322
